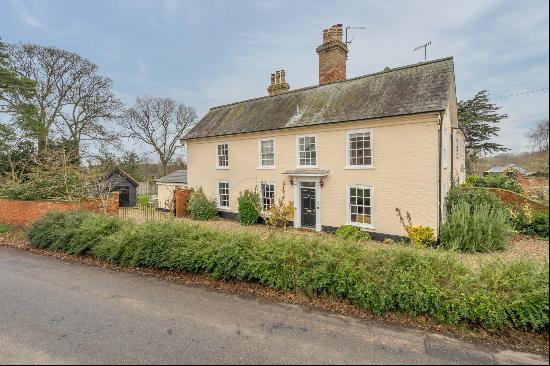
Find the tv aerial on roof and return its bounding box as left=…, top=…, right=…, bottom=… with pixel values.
left=345, top=26, right=366, bottom=47
left=413, top=41, right=432, bottom=61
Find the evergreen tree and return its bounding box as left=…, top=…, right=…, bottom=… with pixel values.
left=0, top=38, right=37, bottom=127
left=458, top=90, right=509, bottom=174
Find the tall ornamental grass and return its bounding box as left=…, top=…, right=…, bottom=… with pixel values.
left=26, top=211, right=548, bottom=331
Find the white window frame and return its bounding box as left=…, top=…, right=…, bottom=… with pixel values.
left=345, top=129, right=374, bottom=169
left=296, top=135, right=318, bottom=168
left=217, top=180, right=230, bottom=209
left=442, top=128, right=448, bottom=169
left=258, top=138, right=276, bottom=169
left=216, top=142, right=229, bottom=169
left=346, top=184, right=374, bottom=229
left=260, top=181, right=276, bottom=212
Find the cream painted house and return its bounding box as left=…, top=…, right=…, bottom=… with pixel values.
left=183, top=24, right=465, bottom=239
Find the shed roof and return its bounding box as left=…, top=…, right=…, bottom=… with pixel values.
left=156, top=170, right=188, bottom=184
left=185, top=57, right=455, bottom=140
left=484, top=164, right=532, bottom=176
left=106, top=167, right=139, bottom=187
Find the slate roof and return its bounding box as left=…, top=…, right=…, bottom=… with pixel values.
left=485, top=164, right=532, bottom=176
left=156, top=170, right=188, bottom=184
left=185, top=57, right=455, bottom=140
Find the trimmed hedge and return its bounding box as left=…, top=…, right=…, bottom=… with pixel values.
left=27, top=211, right=549, bottom=331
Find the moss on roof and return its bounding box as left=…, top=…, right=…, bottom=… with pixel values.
left=185, top=57, right=455, bottom=140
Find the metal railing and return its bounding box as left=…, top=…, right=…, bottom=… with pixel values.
left=118, top=204, right=174, bottom=222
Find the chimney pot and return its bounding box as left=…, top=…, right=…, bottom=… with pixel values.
left=267, top=69, right=290, bottom=96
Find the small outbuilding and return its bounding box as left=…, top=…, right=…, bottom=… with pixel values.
left=106, top=167, right=139, bottom=207
left=156, top=170, right=187, bottom=210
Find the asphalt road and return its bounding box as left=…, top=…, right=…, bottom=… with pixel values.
left=0, top=247, right=547, bottom=365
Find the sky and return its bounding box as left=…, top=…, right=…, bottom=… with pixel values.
left=1, top=0, right=548, bottom=157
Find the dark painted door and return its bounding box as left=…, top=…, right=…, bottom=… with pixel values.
left=115, top=186, right=130, bottom=207
left=300, top=183, right=316, bottom=228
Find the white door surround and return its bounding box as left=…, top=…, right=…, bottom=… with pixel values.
left=291, top=177, right=322, bottom=232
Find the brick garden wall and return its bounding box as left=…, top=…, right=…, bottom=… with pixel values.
left=0, top=193, right=119, bottom=226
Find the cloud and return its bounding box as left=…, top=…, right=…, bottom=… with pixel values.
left=21, top=13, right=46, bottom=29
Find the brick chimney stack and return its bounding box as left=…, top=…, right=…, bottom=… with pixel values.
left=316, top=24, right=348, bottom=85
left=267, top=69, right=290, bottom=96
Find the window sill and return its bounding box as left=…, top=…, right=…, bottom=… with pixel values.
left=348, top=222, right=375, bottom=230
left=344, top=165, right=375, bottom=170
left=217, top=207, right=230, bottom=211
left=216, top=167, right=230, bottom=170
left=258, top=166, right=276, bottom=170
left=297, top=165, right=318, bottom=169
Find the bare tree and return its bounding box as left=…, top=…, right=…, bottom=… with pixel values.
left=6, top=43, right=120, bottom=157
left=59, top=73, right=122, bottom=161
left=526, top=120, right=549, bottom=153
left=526, top=119, right=549, bottom=174
left=118, top=96, right=197, bottom=176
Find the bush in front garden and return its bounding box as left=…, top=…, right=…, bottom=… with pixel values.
left=508, top=205, right=549, bottom=239
left=465, top=175, right=524, bottom=194
left=335, top=225, right=371, bottom=242
left=26, top=211, right=549, bottom=331
left=188, top=188, right=218, bottom=220
left=440, top=202, right=511, bottom=252
left=406, top=226, right=435, bottom=248
left=237, top=189, right=261, bottom=225
left=445, top=187, right=505, bottom=215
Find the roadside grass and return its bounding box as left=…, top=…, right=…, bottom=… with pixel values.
left=26, top=211, right=549, bottom=332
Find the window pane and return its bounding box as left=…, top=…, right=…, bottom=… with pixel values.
left=298, top=137, right=316, bottom=166
left=348, top=132, right=372, bottom=166
left=349, top=187, right=372, bottom=225
left=218, top=182, right=229, bottom=207
left=217, top=144, right=228, bottom=167
left=261, top=183, right=275, bottom=211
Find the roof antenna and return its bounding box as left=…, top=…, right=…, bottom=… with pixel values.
left=413, top=41, right=432, bottom=61
left=345, top=26, right=366, bottom=55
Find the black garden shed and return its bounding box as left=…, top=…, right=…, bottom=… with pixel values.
left=105, top=167, right=139, bottom=207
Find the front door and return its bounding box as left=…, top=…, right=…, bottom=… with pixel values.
left=300, top=182, right=316, bottom=228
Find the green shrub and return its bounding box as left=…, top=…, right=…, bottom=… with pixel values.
left=335, top=225, right=371, bottom=242
left=508, top=205, right=549, bottom=239
left=188, top=188, right=217, bottom=220
left=26, top=211, right=549, bottom=330
left=440, top=202, right=511, bottom=252
left=27, top=210, right=93, bottom=250
left=0, top=224, right=10, bottom=234
left=138, top=195, right=151, bottom=207
left=394, top=208, right=435, bottom=248
left=406, top=226, right=435, bottom=248
left=446, top=187, right=505, bottom=214
left=466, top=175, right=524, bottom=194
left=66, top=214, right=125, bottom=255
left=237, top=189, right=261, bottom=225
